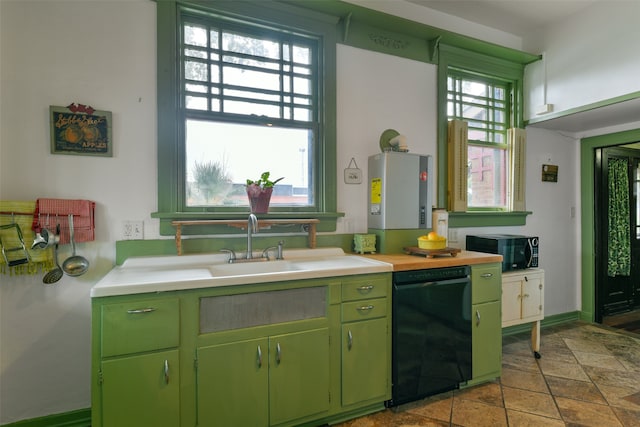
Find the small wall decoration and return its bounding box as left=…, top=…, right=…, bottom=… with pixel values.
left=542, top=164, right=558, bottom=182
left=344, top=157, right=362, bottom=184
left=50, top=104, right=112, bottom=157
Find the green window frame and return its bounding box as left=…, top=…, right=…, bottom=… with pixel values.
left=153, top=0, right=338, bottom=235
left=437, top=44, right=530, bottom=226
left=447, top=69, right=512, bottom=210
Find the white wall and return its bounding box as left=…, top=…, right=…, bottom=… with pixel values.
left=336, top=46, right=437, bottom=233
left=523, top=0, right=640, bottom=120
left=0, top=0, right=630, bottom=424
left=449, top=128, right=581, bottom=316
left=0, top=1, right=158, bottom=423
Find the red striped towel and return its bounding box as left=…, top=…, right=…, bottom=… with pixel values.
left=35, top=199, right=95, bottom=245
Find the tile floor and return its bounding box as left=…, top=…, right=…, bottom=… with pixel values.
left=333, top=321, right=640, bottom=427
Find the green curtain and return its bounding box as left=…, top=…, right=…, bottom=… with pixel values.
left=607, top=158, right=631, bottom=277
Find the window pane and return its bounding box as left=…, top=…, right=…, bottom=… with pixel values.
left=223, top=65, right=280, bottom=91
left=185, top=24, right=207, bottom=47
left=185, top=60, right=208, bottom=82
left=186, top=96, right=208, bottom=110
left=467, top=145, right=507, bottom=208
left=180, top=14, right=319, bottom=211
left=223, top=32, right=280, bottom=60
left=185, top=120, right=314, bottom=208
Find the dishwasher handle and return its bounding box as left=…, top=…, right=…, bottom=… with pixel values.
left=394, top=277, right=470, bottom=291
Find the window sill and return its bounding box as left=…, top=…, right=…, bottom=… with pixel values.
left=448, top=211, right=531, bottom=228
left=152, top=211, right=344, bottom=236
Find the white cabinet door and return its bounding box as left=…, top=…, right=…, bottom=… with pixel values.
left=522, top=274, right=544, bottom=321
left=501, top=269, right=544, bottom=327
left=501, top=279, right=522, bottom=324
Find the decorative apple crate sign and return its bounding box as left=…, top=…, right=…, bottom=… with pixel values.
left=50, top=104, right=113, bottom=157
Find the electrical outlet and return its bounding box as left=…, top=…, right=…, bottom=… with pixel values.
left=123, top=221, right=144, bottom=240
left=448, top=229, right=459, bottom=243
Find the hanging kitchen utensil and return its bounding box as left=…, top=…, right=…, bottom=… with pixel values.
left=62, top=214, right=89, bottom=277
left=39, top=214, right=59, bottom=248
left=42, top=225, right=63, bottom=285
left=0, top=213, right=30, bottom=267
left=31, top=213, right=47, bottom=249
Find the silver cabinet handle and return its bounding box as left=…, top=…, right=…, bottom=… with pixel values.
left=126, top=307, right=156, bottom=314
left=347, top=330, right=353, bottom=350
left=257, top=345, right=262, bottom=368
left=356, top=305, right=374, bottom=312
left=476, top=309, right=481, bottom=326
left=276, top=342, right=281, bottom=364
left=164, top=359, right=170, bottom=385
left=357, top=285, right=374, bottom=292
left=480, top=273, right=493, bottom=278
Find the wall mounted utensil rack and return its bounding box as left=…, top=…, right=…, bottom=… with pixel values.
left=171, top=219, right=320, bottom=255
left=0, top=199, right=95, bottom=275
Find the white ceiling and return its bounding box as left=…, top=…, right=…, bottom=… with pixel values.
left=406, top=0, right=598, bottom=38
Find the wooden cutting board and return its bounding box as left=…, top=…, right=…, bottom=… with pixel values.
left=403, top=246, right=462, bottom=258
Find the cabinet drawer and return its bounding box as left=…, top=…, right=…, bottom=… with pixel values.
left=342, top=298, right=387, bottom=322
left=102, top=298, right=179, bottom=357
left=471, top=264, right=501, bottom=304
left=342, top=276, right=388, bottom=301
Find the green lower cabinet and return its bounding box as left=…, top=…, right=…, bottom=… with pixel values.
left=101, top=349, right=180, bottom=427
left=469, top=263, right=502, bottom=386
left=269, top=328, right=330, bottom=425
left=197, top=338, right=269, bottom=426
left=471, top=301, right=502, bottom=382
left=341, top=318, right=388, bottom=406
left=196, top=328, right=330, bottom=427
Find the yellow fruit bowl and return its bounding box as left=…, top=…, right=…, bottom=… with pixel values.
left=418, top=235, right=447, bottom=250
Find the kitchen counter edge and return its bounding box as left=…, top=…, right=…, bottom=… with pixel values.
left=364, top=250, right=502, bottom=271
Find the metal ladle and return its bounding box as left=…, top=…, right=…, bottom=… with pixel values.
left=42, top=225, right=63, bottom=284
left=62, top=214, right=89, bottom=277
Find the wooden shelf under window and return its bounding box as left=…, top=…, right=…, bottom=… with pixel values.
left=171, top=219, right=320, bottom=255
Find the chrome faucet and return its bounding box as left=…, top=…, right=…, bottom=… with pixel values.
left=262, top=240, right=285, bottom=261
left=246, top=213, right=258, bottom=259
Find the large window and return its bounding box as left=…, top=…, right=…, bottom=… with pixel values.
left=181, top=15, right=318, bottom=209
left=438, top=44, right=527, bottom=222
left=447, top=70, right=511, bottom=209
left=155, top=1, right=337, bottom=231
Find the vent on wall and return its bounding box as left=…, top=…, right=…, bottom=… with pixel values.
left=447, top=119, right=468, bottom=212
left=509, top=128, right=527, bottom=212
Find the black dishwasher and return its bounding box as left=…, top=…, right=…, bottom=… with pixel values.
left=388, top=266, right=472, bottom=407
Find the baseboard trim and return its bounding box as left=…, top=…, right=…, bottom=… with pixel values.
left=2, top=409, right=90, bottom=427
left=502, top=311, right=582, bottom=336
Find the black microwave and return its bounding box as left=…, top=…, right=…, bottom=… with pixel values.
left=466, top=234, right=539, bottom=271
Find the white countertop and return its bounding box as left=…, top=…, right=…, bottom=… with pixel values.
left=91, top=248, right=393, bottom=297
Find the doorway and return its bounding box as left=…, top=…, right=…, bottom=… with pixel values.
left=595, top=146, right=640, bottom=328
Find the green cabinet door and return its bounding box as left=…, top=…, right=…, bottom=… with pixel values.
left=101, top=349, right=180, bottom=427
left=472, top=301, right=502, bottom=380
left=269, top=328, right=330, bottom=426
left=341, top=317, right=389, bottom=406
left=197, top=338, right=269, bottom=426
